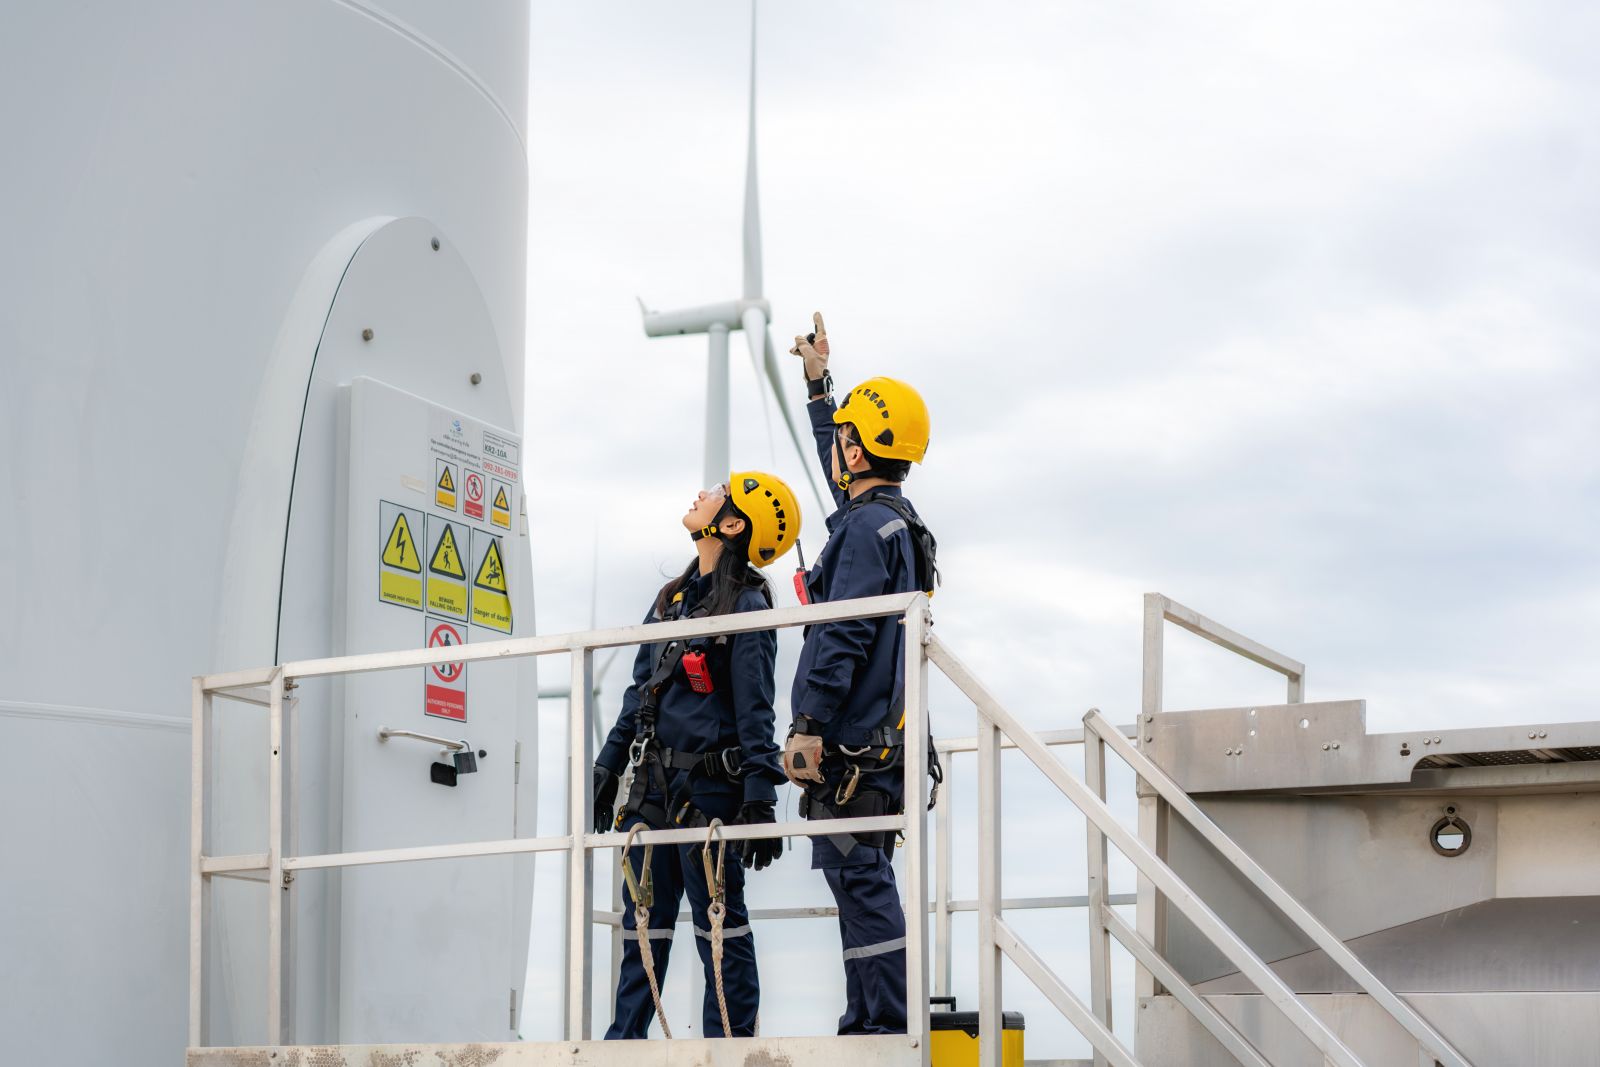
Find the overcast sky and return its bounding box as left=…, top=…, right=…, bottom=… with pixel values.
left=518, top=1, right=1600, bottom=1053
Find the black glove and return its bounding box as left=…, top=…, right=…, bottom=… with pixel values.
left=592, top=765, right=619, bottom=834
left=736, top=800, right=782, bottom=871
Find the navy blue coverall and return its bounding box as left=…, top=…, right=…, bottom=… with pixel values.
left=792, top=394, right=926, bottom=1035
left=596, top=571, right=785, bottom=1038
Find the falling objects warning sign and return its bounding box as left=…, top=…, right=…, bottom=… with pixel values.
left=425, top=515, right=469, bottom=619
left=435, top=459, right=458, bottom=511
left=463, top=468, right=486, bottom=521
left=490, top=480, right=512, bottom=529
left=470, top=528, right=512, bottom=633
left=424, top=617, right=467, bottom=721
left=377, top=500, right=425, bottom=610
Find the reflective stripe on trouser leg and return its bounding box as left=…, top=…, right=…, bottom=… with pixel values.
left=685, top=839, right=759, bottom=1037
left=823, top=851, right=907, bottom=1035
left=605, top=816, right=685, bottom=1040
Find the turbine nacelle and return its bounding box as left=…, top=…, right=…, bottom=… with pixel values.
left=638, top=297, right=771, bottom=338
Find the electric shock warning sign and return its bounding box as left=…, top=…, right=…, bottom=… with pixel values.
left=378, top=501, right=425, bottom=610
left=425, top=516, right=469, bottom=619
left=435, top=459, right=458, bottom=511
left=424, top=617, right=467, bottom=721
left=463, top=468, right=486, bottom=521
left=490, top=480, right=512, bottom=529
left=470, top=528, right=512, bottom=632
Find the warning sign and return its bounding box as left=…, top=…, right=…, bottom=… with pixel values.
left=424, top=617, right=467, bottom=721
left=378, top=501, right=425, bottom=611
left=490, top=480, right=512, bottom=529
left=470, top=528, right=512, bottom=633
left=435, top=459, right=458, bottom=511
left=463, top=468, right=486, bottom=521
left=425, top=516, right=469, bottom=619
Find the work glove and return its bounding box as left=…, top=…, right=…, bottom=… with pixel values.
left=736, top=801, right=783, bottom=871
left=592, top=765, right=619, bottom=834
left=790, top=311, right=830, bottom=384
left=781, top=729, right=826, bottom=786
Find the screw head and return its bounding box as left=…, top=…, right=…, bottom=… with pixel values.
left=1144, top=714, right=1153, bottom=722
left=1331, top=741, right=1340, bottom=749
left=1144, top=736, right=1153, bottom=743
left=431, top=236, right=441, bottom=250
left=361, top=328, right=374, bottom=342
left=470, top=371, right=483, bottom=385
left=1322, top=743, right=1330, bottom=751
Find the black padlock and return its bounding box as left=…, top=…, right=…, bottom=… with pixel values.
left=453, top=748, right=478, bottom=775
left=430, top=762, right=458, bottom=787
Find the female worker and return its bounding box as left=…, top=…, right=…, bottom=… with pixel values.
left=591, top=471, right=801, bottom=1039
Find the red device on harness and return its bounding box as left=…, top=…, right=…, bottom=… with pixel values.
left=681, top=650, right=714, bottom=694
left=793, top=542, right=810, bottom=605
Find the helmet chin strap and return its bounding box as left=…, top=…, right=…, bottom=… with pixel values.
left=690, top=525, right=720, bottom=543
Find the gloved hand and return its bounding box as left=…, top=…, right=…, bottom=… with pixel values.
left=790, top=311, right=830, bottom=383
left=781, top=730, right=826, bottom=786
left=592, top=765, right=619, bottom=834
left=736, top=801, right=782, bottom=871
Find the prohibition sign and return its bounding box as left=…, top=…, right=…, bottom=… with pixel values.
left=466, top=471, right=485, bottom=504
left=428, top=621, right=465, bottom=682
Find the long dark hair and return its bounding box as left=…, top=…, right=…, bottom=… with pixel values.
left=653, top=510, right=774, bottom=619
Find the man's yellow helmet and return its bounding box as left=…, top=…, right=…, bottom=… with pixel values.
left=832, top=377, right=930, bottom=464
left=727, top=470, right=802, bottom=567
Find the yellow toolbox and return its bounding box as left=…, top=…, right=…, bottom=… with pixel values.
left=929, top=997, right=1024, bottom=1066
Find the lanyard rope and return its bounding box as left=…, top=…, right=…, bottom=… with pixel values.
left=700, top=819, right=732, bottom=1039
left=620, top=823, right=671, bottom=1038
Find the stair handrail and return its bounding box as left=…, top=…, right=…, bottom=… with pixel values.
left=1084, top=709, right=1473, bottom=1067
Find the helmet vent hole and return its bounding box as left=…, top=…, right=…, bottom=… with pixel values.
left=876, top=429, right=895, bottom=447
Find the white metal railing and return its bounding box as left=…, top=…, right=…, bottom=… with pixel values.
left=190, top=592, right=933, bottom=1052
left=190, top=590, right=1472, bottom=1067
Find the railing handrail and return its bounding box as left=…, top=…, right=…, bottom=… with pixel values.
left=1085, top=708, right=1473, bottom=1067
left=927, top=634, right=1368, bottom=1067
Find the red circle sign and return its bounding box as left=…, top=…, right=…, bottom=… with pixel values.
left=428, top=622, right=464, bottom=682
left=465, top=472, right=485, bottom=503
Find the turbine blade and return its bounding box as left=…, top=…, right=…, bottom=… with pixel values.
left=762, top=326, right=829, bottom=516
left=741, top=1, right=762, bottom=300
left=740, top=306, right=778, bottom=464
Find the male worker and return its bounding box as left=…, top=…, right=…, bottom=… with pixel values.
left=783, top=312, right=938, bottom=1036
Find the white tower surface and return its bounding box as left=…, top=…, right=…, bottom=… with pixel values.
left=0, top=3, right=535, bottom=1063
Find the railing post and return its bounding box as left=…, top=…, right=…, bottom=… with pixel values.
left=1084, top=713, right=1112, bottom=1067
left=1137, top=593, right=1165, bottom=1001
left=266, top=668, right=286, bottom=1044
left=976, top=700, right=1003, bottom=1066
left=933, top=743, right=953, bottom=1000
left=902, top=598, right=931, bottom=1061
left=188, top=679, right=210, bottom=1048
left=564, top=648, right=595, bottom=1040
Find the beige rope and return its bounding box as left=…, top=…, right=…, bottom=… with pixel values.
left=700, top=819, right=732, bottom=1038
left=620, top=823, right=671, bottom=1038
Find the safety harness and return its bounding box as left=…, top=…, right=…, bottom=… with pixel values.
left=796, top=489, right=944, bottom=849
left=615, top=587, right=745, bottom=833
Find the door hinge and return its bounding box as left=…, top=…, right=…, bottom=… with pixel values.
left=509, top=987, right=519, bottom=1032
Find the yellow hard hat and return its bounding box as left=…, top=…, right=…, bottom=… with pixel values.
left=833, top=377, right=930, bottom=464
left=727, top=470, right=801, bottom=566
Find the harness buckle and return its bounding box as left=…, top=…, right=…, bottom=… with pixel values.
left=835, top=762, right=863, bottom=806
left=628, top=733, right=651, bottom=767
left=718, top=747, right=743, bottom=778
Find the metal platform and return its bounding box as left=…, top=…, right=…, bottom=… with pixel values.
left=187, top=1035, right=921, bottom=1067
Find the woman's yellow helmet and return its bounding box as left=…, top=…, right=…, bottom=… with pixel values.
left=727, top=470, right=802, bottom=567
left=832, top=376, right=930, bottom=464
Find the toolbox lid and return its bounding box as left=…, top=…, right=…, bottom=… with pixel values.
left=930, top=1010, right=1025, bottom=1037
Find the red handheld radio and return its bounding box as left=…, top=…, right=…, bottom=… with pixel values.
left=793, top=542, right=810, bottom=605
left=681, top=649, right=713, bottom=694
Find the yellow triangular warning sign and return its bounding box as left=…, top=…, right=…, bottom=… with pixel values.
left=438, top=466, right=455, bottom=492
left=474, top=538, right=507, bottom=593
left=429, top=525, right=466, bottom=579
left=493, top=485, right=510, bottom=511
left=382, top=513, right=421, bottom=573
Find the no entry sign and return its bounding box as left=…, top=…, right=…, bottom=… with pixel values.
left=424, top=617, right=467, bottom=721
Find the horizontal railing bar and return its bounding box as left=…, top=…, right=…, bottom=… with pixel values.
left=196, top=667, right=278, bottom=692
left=200, top=853, right=269, bottom=874
left=935, top=725, right=1136, bottom=754
left=946, top=893, right=1137, bottom=914
left=1157, top=595, right=1304, bottom=681
left=285, top=835, right=573, bottom=870
left=210, top=869, right=270, bottom=884
left=588, top=892, right=1142, bottom=928
left=1101, top=904, right=1272, bottom=1067
left=262, top=594, right=921, bottom=683
left=1087, top=709, right=1470, bottom=1067
left=993, top=917, right=1141, bottom=1067
left=926, top=636, right=1365, bottom=1067
left=282, top=816, right=903, bottom=872
left=587, top=814, right=903, bottom=850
